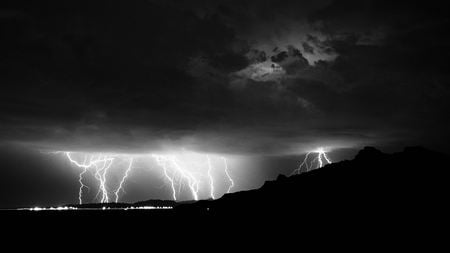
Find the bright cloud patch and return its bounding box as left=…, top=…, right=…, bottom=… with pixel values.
left=234, top=61, right=286, bottom=82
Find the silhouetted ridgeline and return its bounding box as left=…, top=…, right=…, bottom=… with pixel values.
left=176, top=146, right=449, bottom=221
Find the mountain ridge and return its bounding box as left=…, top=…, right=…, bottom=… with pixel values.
left=174, top=146, right=449, bottom=219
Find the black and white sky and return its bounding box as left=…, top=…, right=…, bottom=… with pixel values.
left=1, top=0, right=450, bottom=207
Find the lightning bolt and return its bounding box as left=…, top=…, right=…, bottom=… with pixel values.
left=59, top=151, right=238, bottom=204
left=322, top=151, right=332, bottom=164
left=65, top=152, right=115, bottom=204
left=153, top=155, right=200, bottom=201
left=66, top=152, right=92, bottom=168
left=291, top=152, right=311, bottom=176
left=153, top=154, right=177, bottom=201
left=66, top=152, right=92, bottom=204
left=93, top=155, right=114, bottom=203
left=222, top=157, right=234, bottom=193
left=291, top=147, right=332, bottom=176
left=168, top=156, right=199, bottom=201
left=78, top=167, right=88, bottom=205
left=206, top=155, right=215, bottom=199
left=114, top=158, right=133, bottom=203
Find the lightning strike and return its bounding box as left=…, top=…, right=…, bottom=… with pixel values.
left=152, top=154, right=200, bottom=201
left=114, top=158, right=134, bottom=203
left=291, top=147, right=332, bottom=175
left=65, top=152, right=116, bottom=204
left=291, top=152, right=311, bottom=176
left=78, top=167, right=88, bottom=205
left=65, top=152, right=89, bottom=204
left=153, top=155, right=177, bottom=201
left=66, top=152, right=95, bottom=204
left=93, top=155, right=114, bottom=203
left=59, top=151, right=238, bottom=204
left=222, top=157, right=234, bottom=193
left=206, top=155, right=215, bottom=199
left=168, top=156, right=200, bottom=201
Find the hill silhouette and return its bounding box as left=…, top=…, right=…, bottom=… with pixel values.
left=175, top=146, right=448, bottom=223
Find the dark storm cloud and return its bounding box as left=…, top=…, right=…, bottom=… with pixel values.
left=303, top=0, right=450, bottom=151
left=1, top=0, right=450, bottom=154
left=302, top=42, right=315, bottom=54
left=0, top=0, right=247, bottom=151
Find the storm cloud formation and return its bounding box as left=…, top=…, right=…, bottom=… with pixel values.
left=1, top=0, right=450, bottom=155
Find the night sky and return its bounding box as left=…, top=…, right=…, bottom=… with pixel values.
left=1, top=0, right=450, bottom=208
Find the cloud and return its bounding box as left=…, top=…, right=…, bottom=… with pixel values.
left=1, top=0, right=450, bottom=155
left=302, top=42, right=315, bottom=54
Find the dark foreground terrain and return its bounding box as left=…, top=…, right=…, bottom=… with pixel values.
left=2, top=146, right=448, bottom=242
left=177, top=146, right=448, bottom=217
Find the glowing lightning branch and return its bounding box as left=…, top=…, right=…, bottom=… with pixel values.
left=66, top=152, right=93, bottom=168
left=315, top=147, right=332, bottom=168
left=291, top=147, right=332, bottom=176
left=169, top=156, right=199, bottom=201
left=153, top=155, right=200, bottom=201
left=317, top=154, right=323, bottom=168
left=163, top=164, right=177, bottom=201
left=290, top=152, right=311, bottom=176
left=78, top=167, right=88, bottom=205
left=66, top=152, right=115, bottom=204
left=66, top=152, right=93, bottom=204
left=114, top=158, right=134, bottom=203
left=93, top=156, right=114, bottom=203
left=322, top=152, right=332, bottom=164
left=222, top=157, right=234, bottom=193
left=61, top=151, right=239, bottom=204
left=153, top=155, right=177, bottom=201
left=206, top=155, right=215, bottom=200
